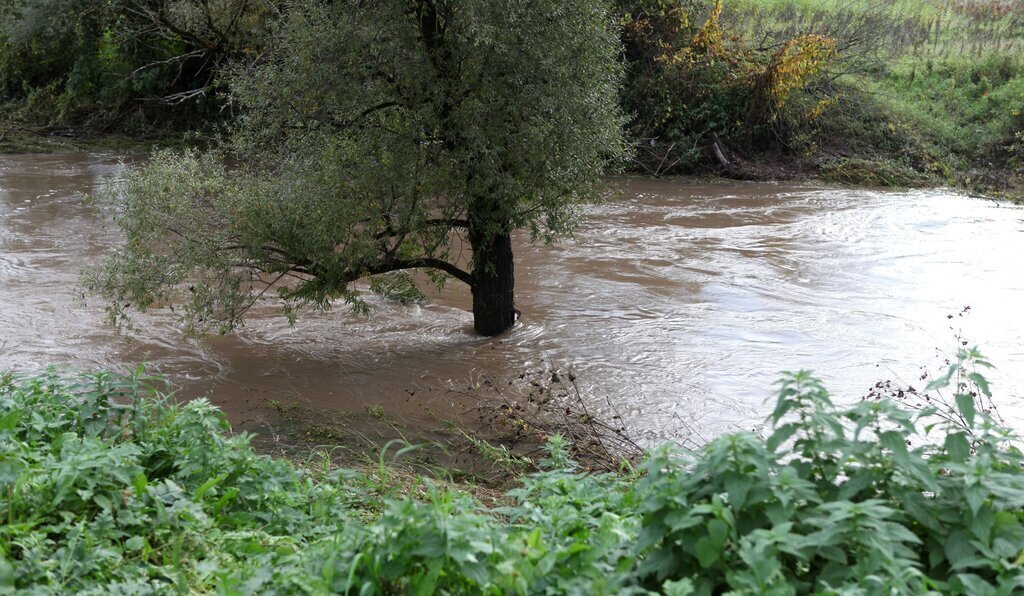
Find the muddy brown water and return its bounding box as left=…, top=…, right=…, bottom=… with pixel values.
left=2, top=152, right=1023, bottom=444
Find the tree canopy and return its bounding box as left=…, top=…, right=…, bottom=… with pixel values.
left=87, top=0, right=627, bottom=335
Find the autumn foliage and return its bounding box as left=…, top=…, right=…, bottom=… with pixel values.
left=617, top=0, right=839, bottom=175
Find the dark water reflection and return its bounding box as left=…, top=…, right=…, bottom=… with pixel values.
left=2, top=153, right=1022, bottom=443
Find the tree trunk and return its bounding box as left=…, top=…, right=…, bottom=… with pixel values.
left=469, top=230, right=516, bottom=336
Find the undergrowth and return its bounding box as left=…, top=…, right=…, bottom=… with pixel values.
left=1, top=352, right=1023, bottom=593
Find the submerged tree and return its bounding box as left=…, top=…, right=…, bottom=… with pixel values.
left=87, top=0, right=626, bottom=336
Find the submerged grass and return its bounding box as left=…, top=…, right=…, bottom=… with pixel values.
left=2, top=353, right=1023, bottom=593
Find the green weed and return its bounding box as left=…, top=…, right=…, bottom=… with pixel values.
left=1, top=360, right=1022, bottom=593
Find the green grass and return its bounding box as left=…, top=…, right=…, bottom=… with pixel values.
left=723, top=0, right=1024, bottom=57
left=2, top=351, right=1023, bottom=593
left=864, top=52, right=1023, bottom=189
left=714, top=0, right=1023, bottom=196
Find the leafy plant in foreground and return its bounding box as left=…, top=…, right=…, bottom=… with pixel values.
left=1, top=358, right=1022, bottom=594
left=635, top=355, right=1024, bottom=594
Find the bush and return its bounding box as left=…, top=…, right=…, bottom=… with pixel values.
left=636, top=358, right=1024, bottom=593
left=0, top=0, right=273, bottom=129
left=1, top=353, right=1022, bottom=593
left=616, top=0, right=843, bottom=175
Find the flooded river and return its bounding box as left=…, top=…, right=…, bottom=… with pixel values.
left=2, top=152, right=1022, bottom=443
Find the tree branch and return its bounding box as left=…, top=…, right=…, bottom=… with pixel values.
left=427, top=218, right=469, bottom=228
left=364, top=257, right=471, bottom=286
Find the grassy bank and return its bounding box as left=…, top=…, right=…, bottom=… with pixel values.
left=2, top=354, right=1022, bottom=593
left=720, top=0, right=1024, bottom=199
left=614, top=0, right=1022, bottom=199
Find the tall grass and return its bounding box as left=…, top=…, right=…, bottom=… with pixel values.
left=723, top=0, right=1023, bottom=58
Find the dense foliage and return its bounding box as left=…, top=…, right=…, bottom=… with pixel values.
left=0, top=0, right=274, bottom=129
left=717, top=0, right=1023, bottom=196
left=3, top=351, right=1022, bottom=593
left=614, top=0, right=1023, bottom=190
left=616, top=0, right=842, bottom=174
left=84, top=0, right=627, bottom=336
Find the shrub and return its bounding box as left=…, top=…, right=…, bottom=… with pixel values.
left=616, top=0, right=844, bottom=174
left=0, top=0, right=273, bottom=129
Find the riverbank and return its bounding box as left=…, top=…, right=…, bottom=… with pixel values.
left=3, top=1, right=1021, bottom=202
left=620, top=0, right=1023, bottom=203
left=3, top=359, right=1021, bottom=593
left=2, top=117, right=1018, bottom=205
left=0, top=112, right=205, bottom=155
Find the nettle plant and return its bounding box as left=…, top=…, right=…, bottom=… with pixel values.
left=635, top=348, right=1024, bottom=594
left=1, top=349, right=1022, bottom=594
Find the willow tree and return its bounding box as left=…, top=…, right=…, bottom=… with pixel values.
left=88, top=0, right=626, bottom=336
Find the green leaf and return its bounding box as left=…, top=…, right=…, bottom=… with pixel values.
left=195, top=474, right=227, bottom=500
left=724, top=475, right=753, bottom=510
left=965, top=485, right=987, bottom=517
left=945, top=432, right=971, bottom=462
left=640, top=547, right=677, bottom=580
left=0, top=409, right=21, bottom=431
left=969, top=506, right=995, bottom=543
left=93, top=493, right=112, bottom=511
left=955, top=573, right=994, bottom=593
left=708, top=518, right=729, bottom=548
left=0, top=556, right=13, bottom=591
left=666, top=510, right=702, bottom=532
left=695, top=536, right=720, bottom=568
left=767, top=423, right=798, bottom=453
left=770, top=399, right=796, bottom=427
left=838, top=470, right=875, bottom=500
left=879, top=431, right=909, bottom=461
left=967, top=372, right=991, bottom=398
left=125, top=536, right=145, bottom=551
left=956, top=393, right=977, bottom=428
left=925, top=364, right=959, bottom=392
left=132, top=472, right=147, bottom=496
left=213, top=488, right=240, bottom=513
left=945, top=532, right=977, bottom=569
left=662, top=578, right=695, bottom=596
